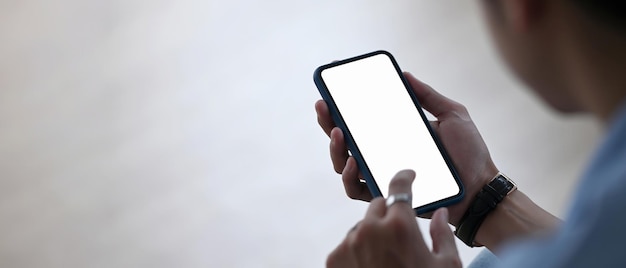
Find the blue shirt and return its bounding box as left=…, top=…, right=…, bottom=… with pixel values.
left=497, top=103, right=626, bottom=268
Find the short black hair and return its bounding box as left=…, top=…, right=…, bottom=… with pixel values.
left=572, top=1, right=626, bottom=30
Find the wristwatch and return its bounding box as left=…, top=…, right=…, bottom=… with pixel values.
left=455, top=173, right=517, bottom=247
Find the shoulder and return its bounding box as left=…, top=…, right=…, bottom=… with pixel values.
left=500, top=146, right=626, bottom=267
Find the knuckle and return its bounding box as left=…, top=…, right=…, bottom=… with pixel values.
left=348, top=229, right=370, bottom=251
left=450, top=103, right=471, bottom=120
left=325, top=254, right=336, bottom=268
left=354, top=221, right=375, bottom=237
left=451, top=102, right=466, bottom=112
left=386, top=215, right=412, bottom=232
left=326, top=243, right=347, bottom=268
left=458, top=104, right=469, bottom=114
left=346, top=232, right=361, bottom=250
left=384, top=216, right=414, bottom=245
left=370, top=197, right=385, bottom=206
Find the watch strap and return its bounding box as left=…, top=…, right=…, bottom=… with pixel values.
left=455, top=173, right=516, bottom=247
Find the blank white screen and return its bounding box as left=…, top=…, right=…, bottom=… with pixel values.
left=321, top=53, right=459, bottom=208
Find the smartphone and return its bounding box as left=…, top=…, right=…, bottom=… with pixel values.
left=313, top=50, right=464, bottom=215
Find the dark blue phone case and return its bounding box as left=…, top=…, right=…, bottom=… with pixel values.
left=313, top=50, right=464, bottom=215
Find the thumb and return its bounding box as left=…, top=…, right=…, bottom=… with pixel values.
left=403, top=72, right=466, bottom=119
left=430, top=208, right=459, bottom=257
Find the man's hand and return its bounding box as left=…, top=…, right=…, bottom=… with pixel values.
left=326, top=170, right=462, bottom=268
left=315, top=72, right=499, bottom=226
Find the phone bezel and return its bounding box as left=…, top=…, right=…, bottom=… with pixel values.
left=313, top=50, right=464, bottom=215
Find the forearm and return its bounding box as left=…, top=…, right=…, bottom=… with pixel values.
left=474, top=190, right=562, bottom=252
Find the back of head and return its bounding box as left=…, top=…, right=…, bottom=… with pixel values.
left=480, top=0, right=626, bottom=120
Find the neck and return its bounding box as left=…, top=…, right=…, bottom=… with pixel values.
left=559, top=7, right=626, bottom=125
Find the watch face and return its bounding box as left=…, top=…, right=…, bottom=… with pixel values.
left=490, top=174, right=517, bottom=195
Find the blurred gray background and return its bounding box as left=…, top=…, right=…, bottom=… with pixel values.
left=0, top=0, right=600, bottom=267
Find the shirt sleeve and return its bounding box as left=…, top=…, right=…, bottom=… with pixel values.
left=498, top=172, right=626, bottom=268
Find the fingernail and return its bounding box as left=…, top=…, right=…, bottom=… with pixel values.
left=398, top=169, right=416, bottom=181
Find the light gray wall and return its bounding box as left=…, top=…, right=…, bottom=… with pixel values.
left=0, top=0, right=600, bottom=267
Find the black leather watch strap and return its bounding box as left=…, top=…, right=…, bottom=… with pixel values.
left=455, top=173, right=516, bottom=247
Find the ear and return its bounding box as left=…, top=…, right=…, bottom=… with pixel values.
left=502, top=0, right=545, bottom=32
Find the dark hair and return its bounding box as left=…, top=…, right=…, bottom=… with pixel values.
left=572, top=1, right=626, bottom=29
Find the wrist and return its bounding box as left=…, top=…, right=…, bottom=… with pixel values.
left=474, top=190, right=561, bottom=251
left=473, top=190, right=523, bottom=247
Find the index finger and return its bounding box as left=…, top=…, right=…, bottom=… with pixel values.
left=386, top=169, right=416, bottom=218
left=384, top=170, right=429, bottom=253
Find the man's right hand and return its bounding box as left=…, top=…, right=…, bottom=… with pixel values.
left=314, top=72, right=500, bottom=226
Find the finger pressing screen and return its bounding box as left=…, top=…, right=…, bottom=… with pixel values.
left=386, top=170, right=416, bottom=218
left=387, top=169, right=415, bottom=196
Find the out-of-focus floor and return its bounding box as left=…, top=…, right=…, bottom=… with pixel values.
left=0, top=1, right=600, bottom=267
